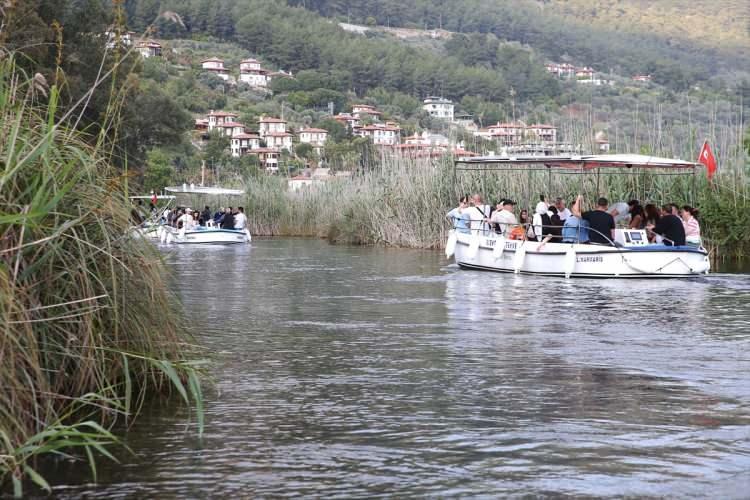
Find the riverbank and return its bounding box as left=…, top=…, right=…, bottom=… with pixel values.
left=244, top=154, right=750, bottom=261
left=0, top=60, right=202, bottom=496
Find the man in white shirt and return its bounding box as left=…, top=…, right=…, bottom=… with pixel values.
left=234, top=206, right=247, bottom=230
left=490, top=199, right=518, bottom=236
left=467, top=193, right=491, bottom=233
left=555, top=197, right=572, bottom=221
left=177, top=209, right=194, bottom=230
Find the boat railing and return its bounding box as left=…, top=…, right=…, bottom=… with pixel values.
left=448, top=220, right=618, bottom=247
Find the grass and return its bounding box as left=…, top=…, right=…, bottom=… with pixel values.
left=0, top=58, right=204, bottom=495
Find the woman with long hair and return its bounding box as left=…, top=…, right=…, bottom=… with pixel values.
left=681, top=205, right=701, bottom=246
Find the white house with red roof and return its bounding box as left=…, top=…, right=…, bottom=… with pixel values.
left=333, top=113, right=359, bottom=130
left=352, top=104, right=382, bottom=119
left=217, top=121, right=246, bottom=138
left=485, top=122, right=526, bottom=146
left=526, top=124, right=557, bottom=143
left=239, top=58, right=269, bottom=87
left=355, top=123, right=401, bottom=146
left=201, top=58, right=229, bottom=80
left=422, top=97, right=454, bottom=122
left=206, top=110, right=239, bottom=132
left=136, top=40, right=162, bottom=58
left=299, top=127, right=328, bottom=155
left=264, top=132, right=293, bottom=151
left=230, top=133, right=261, bottom=157
left=258, top=116, right=287, bottom=137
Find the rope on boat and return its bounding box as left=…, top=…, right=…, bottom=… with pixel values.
left=620, top=255, right=693, bottom=275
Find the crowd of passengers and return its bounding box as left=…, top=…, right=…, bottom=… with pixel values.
left=165, top=206, right=247, bottom=231
left=446, top=194, right=701, bottom=247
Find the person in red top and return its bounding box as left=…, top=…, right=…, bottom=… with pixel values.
left=681, top=205, right=701, bottom=247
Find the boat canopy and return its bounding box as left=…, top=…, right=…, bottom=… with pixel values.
left=164, top=185, right=245, bottom=196
left=455, top=154, right=699, bottom=173
left=128, top=195, right=176, bottom=200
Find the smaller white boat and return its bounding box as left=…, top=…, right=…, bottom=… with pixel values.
left=159, top=225, right=251, bottom=245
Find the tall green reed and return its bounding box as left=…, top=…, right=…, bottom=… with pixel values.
left=0, top=58, right=203, bottom=496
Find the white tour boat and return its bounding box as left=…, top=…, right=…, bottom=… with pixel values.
left=157, top=185, right=251, bottom=245
left=129, top=194, right=176, bottom=240
left=446, top=154, right=711, bottom=278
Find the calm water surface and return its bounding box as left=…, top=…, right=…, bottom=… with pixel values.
left=50, top=239, right=750, bottom=497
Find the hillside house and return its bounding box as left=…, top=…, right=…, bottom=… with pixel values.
left=545, top=62, right=576, bottom=79
left=230, top=133, right=261, bottom=157
left=239, top=58, right=269, bottom=87
left=485, top=122, right=526, bottom=146
left=333, top=113, right=359, bottom=130
left=258, top=117, right=287, bottom=137
left=576, top=67, right=595, bottom=80
left=356, top=123, right=401, bottom=146
left=207, top=111, right=239, bottom=132
left=194, top=118, right=209, bottom=133
left=632, top=74, right=652, bottom=82
left=252, top=148, right=281, bottom=172
left=264, top=132, right=293, bottom=151
left=526, top=124, right=557, bottom=144
left=298, top=128, right=328, bottom=155
left=217, top=121, right=246, bottom=137
left=352, top=104, right=382, bottom=120
left=454, top=113, right=477, bottom=131
left=422, top=97, right=454, bottom=121
left=104, top=30, right=135, bottom=49
left=136, top=41, right=162, bottom=58
left=201, top=58, right=229, bottom=80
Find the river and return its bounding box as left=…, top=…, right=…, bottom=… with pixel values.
left=48, top=239, right=750, bottom=497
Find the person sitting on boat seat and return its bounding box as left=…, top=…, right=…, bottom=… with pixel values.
left=573, top=195, right=615, bottom=245
left=234, top=207, right=247, bottom=230
left=562, top=198, right=589, bottom=243
left=200, top=206, right=211, bottom=226
left=214, top=207, right=225, bottom=224
left=489, top=199, right=518, bottom=237
left=177, top=209, right=194, bottom=230
left=647, top=204, right=686, bottom=246
left=446, top=196, right=471, bottom=234
left=555, top=197, right=571, bottom=221
left=221, top=207, right=235, bottom=230
left=532, top=202, right=552, bottom=241
left=680, top=205, right=701, bottom=247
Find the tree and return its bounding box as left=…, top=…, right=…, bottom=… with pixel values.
left=143, top=149, right=174, bottom=192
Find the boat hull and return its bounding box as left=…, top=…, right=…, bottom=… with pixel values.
left=452, top=231, right=710, bottom=278
left=160, top=226, right=251, bottom=245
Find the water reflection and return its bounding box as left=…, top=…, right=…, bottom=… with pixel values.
left=44, top=239, right=750, bottom=498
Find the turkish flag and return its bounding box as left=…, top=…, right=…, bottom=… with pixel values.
left=698, top=141, right=717, bottom=179
left=151, top=193, right=158, bottom=205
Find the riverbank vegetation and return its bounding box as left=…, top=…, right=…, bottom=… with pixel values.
left=0, top=58, right=203, bottom=496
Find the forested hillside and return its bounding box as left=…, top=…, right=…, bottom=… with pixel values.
left=286, top=0, right=749, bottom=90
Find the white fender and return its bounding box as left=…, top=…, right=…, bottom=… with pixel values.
left=160, top=228, right=168, bottom=243
left=245, top=229, right=252, bottom=243
left=165, top=232, right=175, bottom=244
left=492, top=234, right=505, bottom=260
left=467, top=232, right=480, bottom=259
left=513, top=242, right=526, bottom=273
left=445, top=230, right=457, bottom=258
left=564, top=246, right=576, bottom=278
left=179, top=226, right=186, bottom=240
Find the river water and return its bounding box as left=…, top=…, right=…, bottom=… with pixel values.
left=49, top=239, right=750, bottom=497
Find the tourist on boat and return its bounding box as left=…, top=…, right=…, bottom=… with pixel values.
left=563, top=197, right=589, bottom=243
left=234, top=207, right=247, bottom=230
left=609, top=201, right=632, bottom=226
left=446, top=196, right=471, bottom=233
left=176, top=209, right=193, bottom=230
left=535, top=195, right=548, bottom=215
left=532, top=202, right=552, bottom=241
left=572, top=195, right=615, bottom=245
left=200, top=206, right=211, bottom=226
left=647, top=204, right=686, bottom=246
left=489, top=199, right=518, bottom=237
left=214, top=207, right=225, bottom=224
left=680, top=205, right=701, bottom=247
left=520, top=209, right=534, bottom=239
left=468, top=193, right=491, bottom=233
left=221, top=207, right=235, bottom=229
left=628, top=203, right=645, bottom=229
left=548, top=206, right=563, bottom=240
left=554, top=197, right=571, bottom=221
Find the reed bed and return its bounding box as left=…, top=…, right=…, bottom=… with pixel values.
left=0, top=60, right=202, bottom=496
left=245, top=148, right=749, bottom=260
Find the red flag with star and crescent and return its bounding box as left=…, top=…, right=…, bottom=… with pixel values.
left=698, top=141, right=717, bottom=179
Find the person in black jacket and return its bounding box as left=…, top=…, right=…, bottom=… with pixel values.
left=648, top=204, right=686, bottom=246
left=220, top=207, right=234, bottom=229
